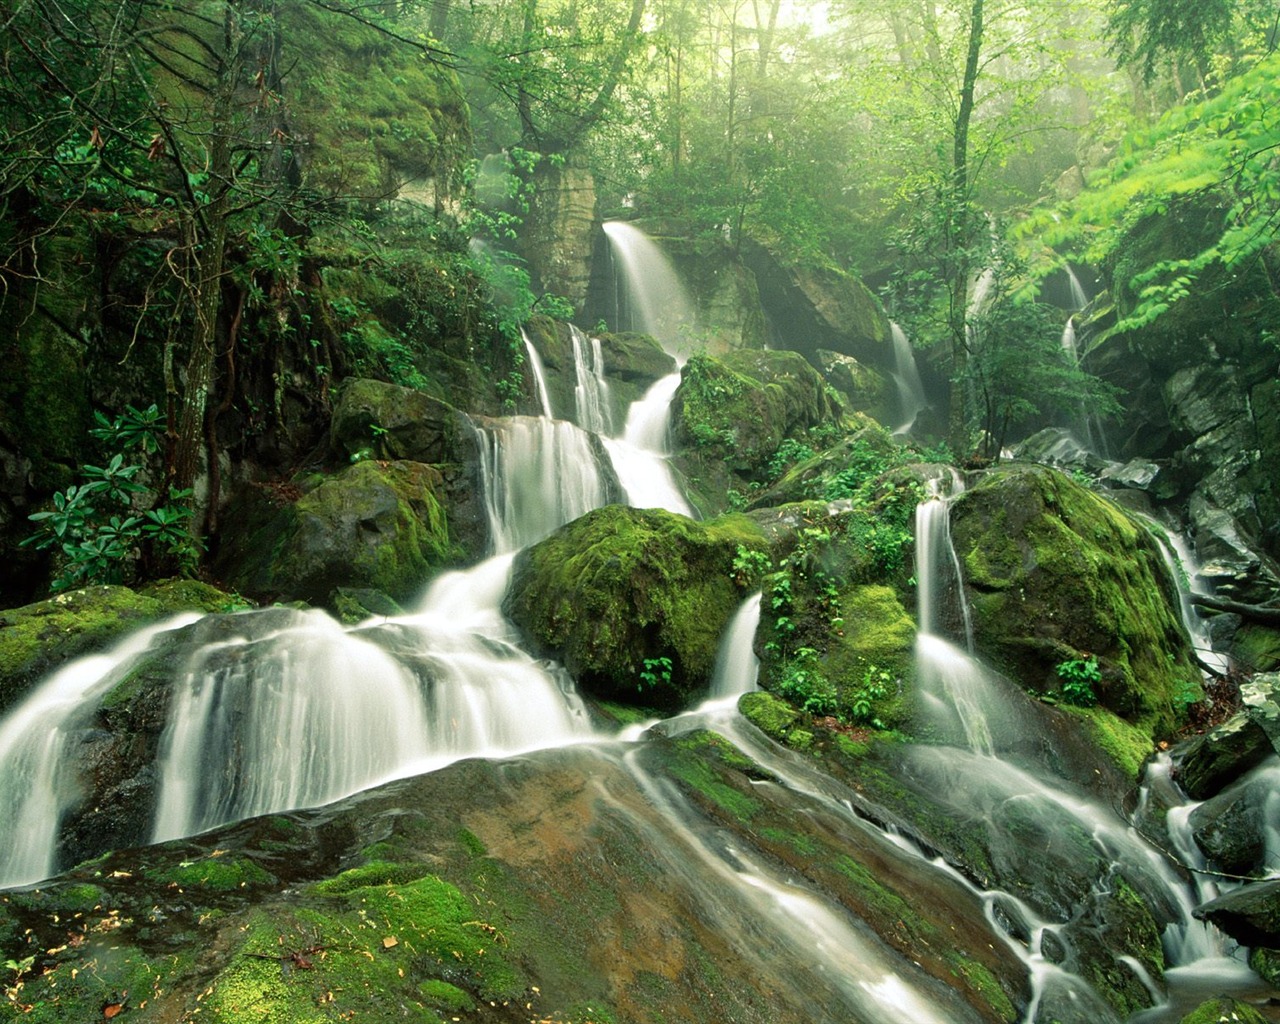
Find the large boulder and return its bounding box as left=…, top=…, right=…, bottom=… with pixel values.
left=949, top=464, right=1202, bottom=737
left=218, top=459, right=459, bottom=607
left=741, top=240, right=892, bottom=367
left=506, top=506, right=768, bottom=708
left=1193, top=879, right=1280, bottom=948
left=670, top=349, right=843, bottom=514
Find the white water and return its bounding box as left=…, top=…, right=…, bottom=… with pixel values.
left=0, top=614, right=202, bottom=885
left=522, top=327, right=555, bottom=418
left=1065, top=265, right=1090, bottom=311
left=569, top=324, right=613, bottom=435
left=707, top=592, right=761, bottom=700
left=602, top=221, right=697, bottom=361
left=1061, top=316, right=1078, bottom=360
left=889, top=321, right=927, bottom=436
left=475, top=415, right=612, bottom=552
left=601, top=373, right=692, bottom=516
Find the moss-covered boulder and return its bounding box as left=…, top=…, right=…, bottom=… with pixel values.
left=949, top=464, right=1201, bottom=739
left=817, top=350, right=893, bottom=423
left=1177, top=997, right=1269, bottom=1024
left=506, top=506, right=767, bottom=708
left=670, top=349, right=843, bottom=513
left=0, top=583, right=239, bottom=716
left=219, top=459, right=459, bottom=607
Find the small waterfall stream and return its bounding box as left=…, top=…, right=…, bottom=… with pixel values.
left=889, top=321, right=928, bottom=437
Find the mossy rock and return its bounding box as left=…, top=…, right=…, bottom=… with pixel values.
left=949, top=464, right=1201, bottom=739
left=0, top=583, right=185, bottom=711
left=329, top=376, right=465, bottom=465
left=671, top=349, right=841, bottom=483
left=506, top=506, right=767, bottom=708
left=221, top=459, right=459, bottom=607
left=283, top=2, right=470, bottom=200
left=1177, top=996, right=1269, bottom=1024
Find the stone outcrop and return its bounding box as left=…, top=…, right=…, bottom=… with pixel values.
left=949, top=464, right=1202, bottom=737
left=506, top=506, right=767, bottom=708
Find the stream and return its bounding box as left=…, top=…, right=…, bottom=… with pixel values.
left=0, top=224, right=1274, bottom=1022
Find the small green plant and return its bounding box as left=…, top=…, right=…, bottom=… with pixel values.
left=24, top=407, right=198, bottom=589
left=638, top=656, right=673, bottom=691
left=1056, top=656, right=1101, bottom=707
left=731, top=545, right=771, bottom=587
left=848, top=663, right=894, bottom=728
left=775, top=649, right=838, bottom=717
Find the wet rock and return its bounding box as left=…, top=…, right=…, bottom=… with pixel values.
left=1241, top=673, right=1280, bottom=747
left=1189, top=495, right=1280, bottom=604
left=1188, top=775, right=1270, bottom=876
left=816, top=350, right=892, bottom=423
left=1174, top=713, right=1274, bottom=800
left=949, top=464, right=1201, bottom=737
left=1012, top=428, right=1110, bottom=476
left=0, top=583, right=237, bottom=716
left=1193, top=878, right=1280, bottom=947
left=331, top=587, right=406, bottom=624
left=507, top=506, right=767, bottom=708
left=218, top=459, right=460, bottom=607
left=1178, top=996, right=1270, bottom=1024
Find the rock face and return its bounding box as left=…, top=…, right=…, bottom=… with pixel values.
left=949, top=464, right=1201, bottom=736
left=1084, top=194, right=1280, bottom=565
left=1194, top=879, right=1280, bottom=948
left=741, top=240, right=892, bottom=367
left=218, top=460, right=459, bottom=607
left=522, top=154, right=598, bottom=311
left=506, top=506, right=767, bottom=708
left=670, top=349, right=843, bottom=513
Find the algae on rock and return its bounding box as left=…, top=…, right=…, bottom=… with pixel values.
left=506, top=506, right=767, bottom=708
left=949, top=464, right=1201, bottom=740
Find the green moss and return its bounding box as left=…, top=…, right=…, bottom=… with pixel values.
left=942, top=953, right=1017, bottom=1023
left=1248, top=947, right=1280, bottom=987
left=1062, top=706, right=1156, bottom=780
left=950, top=465, right=1201, bottom=739
left=0, top=585, right=168, bottom=714
left=418, top=978, right=474, bottom=1011
left=147, top=853, right=276, bottom=892
left=739, top=691, right=801, bottom=742
left=1178, top=996, right=1268, bottom=1024
left=507, top=506, right=768, bottom=708
left=312, top=860, right=430, bottom=894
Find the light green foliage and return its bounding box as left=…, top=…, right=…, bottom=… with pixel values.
left=1018, top=53, right=1280, bottom=338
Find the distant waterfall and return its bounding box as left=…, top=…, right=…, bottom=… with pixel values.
left=890, top=321, right=927, bottom=437
left=602, top=221, right=697, bottom=360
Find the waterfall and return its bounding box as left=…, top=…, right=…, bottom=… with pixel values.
left=522, top=327, right=555, bottom=418
left=0, top=614, right=201, bottom=886
left=600, top=373, right=692, bottom=516
left=475, top=415, right=612, bottom=552
left=569, top=324, right=613, bottom=435
left=707, top=592, right=762, bottom=700
left=1065, top=265, right=1089, bottom=311
left=602, top=221, right=697, bottom=360
left=1061, top=316, right=1078, bottom=359
left=914, top=469, right=973, bottom=646
left=890, top=322, right=927, bottom=437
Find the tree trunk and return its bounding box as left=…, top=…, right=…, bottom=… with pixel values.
left=948, top=0, right=984, bottom=457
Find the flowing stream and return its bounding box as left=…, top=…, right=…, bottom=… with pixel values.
left=0, top=225, right=1275, bottom=1021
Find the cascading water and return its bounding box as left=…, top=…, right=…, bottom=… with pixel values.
left=890, top=321, right=928, bottom=437
left=908, top=477, right=1269, bottom=1022
left=0, top=614, right=201, bottom=886
left=569, top=323, right=613, bottom=435
left=600, top=221, right=697, bottom=358
left=522, top=326, right=555, bottom=418
left=597, top=221, right=696, bottom=516
left=474, top=415, right=613, bottom=553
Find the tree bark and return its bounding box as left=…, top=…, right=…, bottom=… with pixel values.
left=1191, top=594, right=1280, bottom=627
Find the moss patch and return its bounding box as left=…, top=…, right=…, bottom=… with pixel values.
left=950, top=464, right=1201, bottom=740
left=507, top=506, right=767, bottom=708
